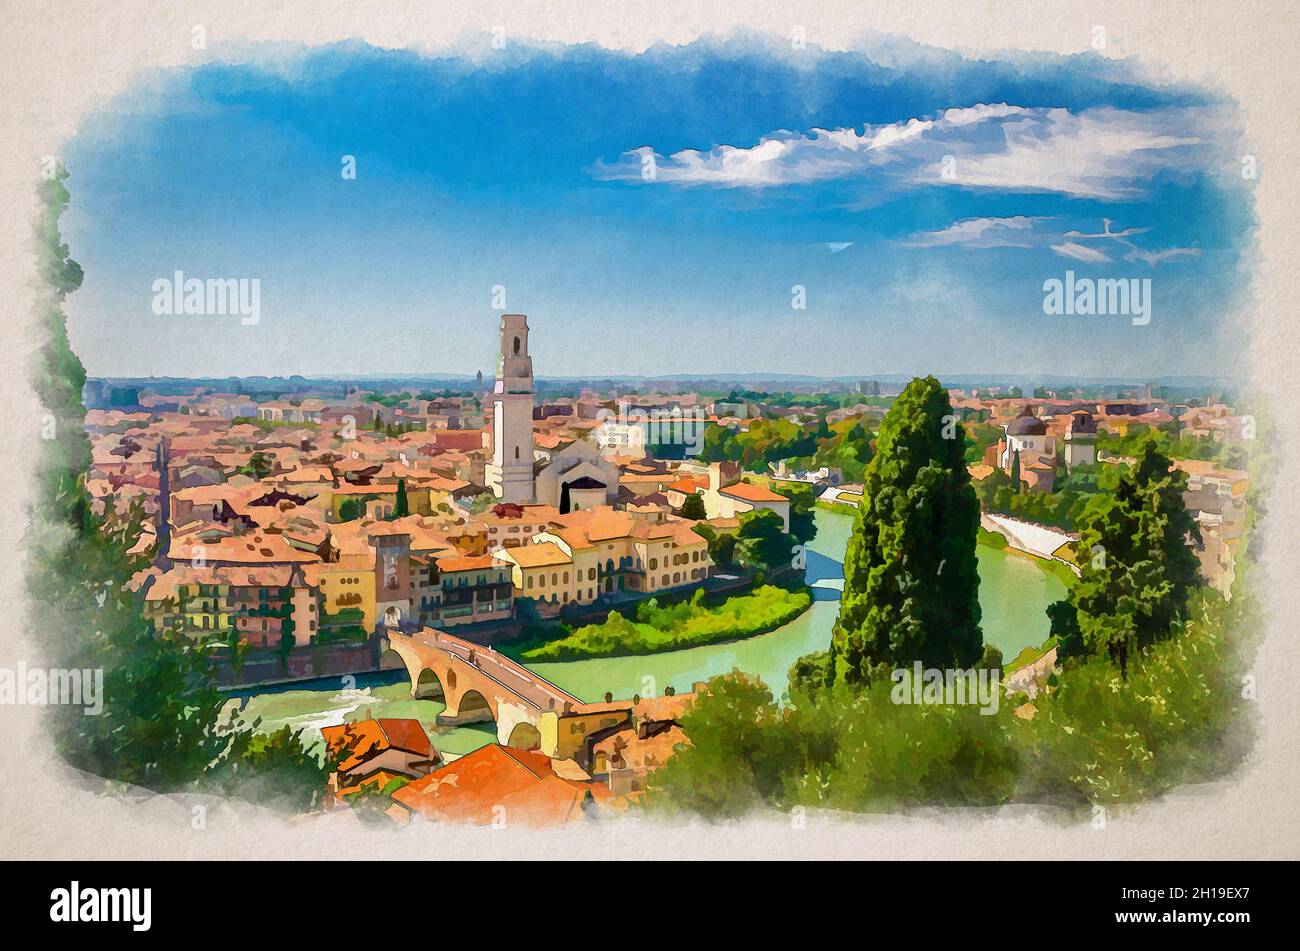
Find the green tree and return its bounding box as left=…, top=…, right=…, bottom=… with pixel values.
left=771, top=480, right=818, bottom=546
left=30, top=165, right=231, bottom=792
left=694, top=522, right=738, bottom=569
left=678, top=492, right=706, bottom=520
left=392, top=478, right=410, bottom=518
left=645, top=674, right=793, bottom=819
left=1050, top=433, right=1203, bottom=672
left=242, top=451, right=272, bottom=480
left=209, top=723, right=336, bottom=813
left=1010, top=448, right=1021, bottom=490
left=734, top=509, right=793, bottom=576
left=832, top=376, right=983, bottom=681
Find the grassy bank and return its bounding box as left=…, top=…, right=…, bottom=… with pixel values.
left=515, top=585, right=813, bottom=662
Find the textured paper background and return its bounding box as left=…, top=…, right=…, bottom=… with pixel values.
left=1, top=0, right=1296, bottom=859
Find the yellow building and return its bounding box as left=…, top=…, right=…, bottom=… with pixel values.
left=495, top=506, right=712, bottom=607
left=496, top=540, right=578, bottom=607
left=304, top=555, right=377, bottom=634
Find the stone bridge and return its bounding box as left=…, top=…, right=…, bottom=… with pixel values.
left=384, top=627, right=585, bottom=752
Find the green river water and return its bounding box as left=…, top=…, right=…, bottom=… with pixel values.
left=225, top=509, right=1066, bottom=756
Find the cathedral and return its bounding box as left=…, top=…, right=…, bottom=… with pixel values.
left=485, top=314, right=619, bottom=512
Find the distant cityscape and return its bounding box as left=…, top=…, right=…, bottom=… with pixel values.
left=73, top=311, right=1257, bottom=825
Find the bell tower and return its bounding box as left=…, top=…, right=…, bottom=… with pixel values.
left=485, top=314, right=535, bottom=503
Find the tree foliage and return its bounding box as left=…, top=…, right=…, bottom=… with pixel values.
left=1049, top=433, right=1203, bottom=671
left=29, top=167, right=326, bottom=809
left=833, top=376, right=983, bottom=680
left=734, top=509, right=794, bottom=576
left=677, top=492, right=706, bottom=520
left=770, top=480, right=818, bottom=546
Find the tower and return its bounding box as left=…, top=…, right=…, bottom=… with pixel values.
left=1064, top=410, right=1097, bottom=467
left=370, top=531, right=412, bottom=630
left=485, top=314, right=535, bottom=503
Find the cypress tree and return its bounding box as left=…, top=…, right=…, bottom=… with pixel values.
left=832, top=376, right=983, bottom=682
left=1050, top=433, right=1203, bottom=672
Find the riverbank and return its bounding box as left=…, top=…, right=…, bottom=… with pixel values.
left=511, top=584, right=814, bottom=662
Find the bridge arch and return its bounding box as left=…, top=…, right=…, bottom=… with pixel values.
left=506, top=721, right=542, bottom=751
left=414, top=667, right=446, bottom=701
left=447, top=688, right=493, bottom=724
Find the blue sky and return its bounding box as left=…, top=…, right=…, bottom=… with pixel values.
left=62, top=34, right=1253, bottom=381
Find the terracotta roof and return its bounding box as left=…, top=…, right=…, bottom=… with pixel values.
left=391, top=744, right=594, bottom=827
left=501, top=541, right=571, bottom=568
left=719, top=481, right=788, bottom=503
left=321, top=718, right=435, bottom=775
left=435, top=554, right=503, bottom=573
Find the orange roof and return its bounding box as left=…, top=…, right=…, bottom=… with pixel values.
left=667, top=477, right=706, bottom=494
left=332, top=482, right=403, bottom=496
left=719, top=481, right=788, bottom=503
left=391, top=745, right=594, bottom=827
left=321, top=718, right=435, bottom=775
left=501, top=541, right=571, bottom=569
left=167, top=532, right=319, bottom=565
left=435, top=554, right=502, bottom=573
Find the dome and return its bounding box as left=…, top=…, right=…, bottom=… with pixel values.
left=1005, top=407, right=1047, bottom=437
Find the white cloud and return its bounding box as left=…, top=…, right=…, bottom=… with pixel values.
left=905, top=215, right=1202, bottom=269
left=904, top=216, right=1048, bottom=249
left=594, top=103, right=1223, bottom=200
left=1122, top=245, right=1201, bottom=267
left=1051, top=241, right=1113, bottom=264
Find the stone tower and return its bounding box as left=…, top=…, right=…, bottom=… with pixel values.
left=485, top=314, right=535, bottom=503
left=1064, top=410, right=1098, bottom=467
left=370, top=531, right=412, bottom=630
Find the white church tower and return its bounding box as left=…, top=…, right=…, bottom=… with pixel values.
left=485, top=314, right=535, bottom=503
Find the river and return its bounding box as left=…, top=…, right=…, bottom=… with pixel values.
left=224, top=508, right=1066, bottom=755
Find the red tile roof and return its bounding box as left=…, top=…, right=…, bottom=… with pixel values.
left=391, top=744, right=594, bottom=827
left=321, top=718, right=435, bottom=775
